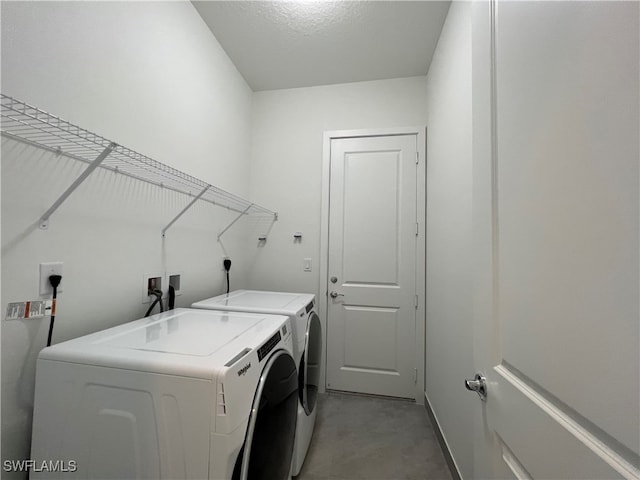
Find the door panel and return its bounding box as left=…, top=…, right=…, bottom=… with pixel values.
left=472, top=1, right=639, bottom=478
left=343, top=306, right=399, bottom=371
left=496, top=0, right=639, bottom=454
left=326, top=134, right=417, bottom=398
left=342, top=151, right=400, bottom=284
left=492, top=365, right=628, bottom=480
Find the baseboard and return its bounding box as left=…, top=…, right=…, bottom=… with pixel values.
left=326, top=389, right=415, bottom=403
left=423, top=392, right=463, bottom=480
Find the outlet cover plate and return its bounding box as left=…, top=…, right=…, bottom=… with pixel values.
left=168, top=273, right=182, bottom=297
left=39, top=262, right=63, bottom=296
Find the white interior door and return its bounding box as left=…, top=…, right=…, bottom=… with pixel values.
left=471, top=2, right=639, bottom=478
left=326, top=134, right=418, bottom=399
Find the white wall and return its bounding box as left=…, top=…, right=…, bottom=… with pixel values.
left=424, top=2, right=474, bottom=479
left=246, top=77, right=427, bottom=404
left=1, top=1, right=253, bottom=472
left=246, top=76, right=428, bottom=296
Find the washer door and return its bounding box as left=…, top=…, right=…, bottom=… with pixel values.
left=300, top=312, right=322, bottom=415
left=237, top=350, right=298, bottom=480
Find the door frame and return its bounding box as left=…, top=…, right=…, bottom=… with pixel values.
left=319, top=126, right=426, bottom=404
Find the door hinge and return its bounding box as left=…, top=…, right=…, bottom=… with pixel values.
left=416, top=151, right=419, bottom=165
left=414, top=294, right=418, bottom=309
left=415, top=222, right=419, bottom=236
left=414, top=368, right=418, bottom=384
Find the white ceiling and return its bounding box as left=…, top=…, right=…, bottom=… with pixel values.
left=192, top=1, right=451, bottom=91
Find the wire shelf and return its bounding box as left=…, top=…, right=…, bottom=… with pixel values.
left=1, top=94, right=277, bottom=232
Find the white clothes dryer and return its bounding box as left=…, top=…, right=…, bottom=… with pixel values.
left=30, top=308, right=298, bottom=480
left=191, top=290, right=322, bottom=476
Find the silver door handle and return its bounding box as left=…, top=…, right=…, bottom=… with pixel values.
left=465, top=373, right=487, bottom=401
left=329, top=291, right=344, bottom=299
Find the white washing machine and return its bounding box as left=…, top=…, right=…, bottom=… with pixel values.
left=191, top=290, right=322, bottom=477
left=30, top=308, right=298, bottom=480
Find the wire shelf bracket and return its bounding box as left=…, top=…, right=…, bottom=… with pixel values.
left=39, top=143, right=116, bottom=229
left=1, top=94, right=278, bottom=234
left=162, top=185, right=210, bottom=237
left=217, top=204, right=253, bottom=241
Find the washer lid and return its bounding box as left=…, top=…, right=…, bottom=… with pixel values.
left=95, top=310, right=262, bottom=356
left=192, top=290, right=314, bottom=315
left=38, top=309, right=290, bottom=379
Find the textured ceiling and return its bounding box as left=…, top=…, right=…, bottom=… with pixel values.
left=192, top=1, right=451, bottom=91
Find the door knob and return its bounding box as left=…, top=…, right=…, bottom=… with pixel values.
left=464, top=373, right=487, bottom=401
left=329, top=291, right=344, bottom=299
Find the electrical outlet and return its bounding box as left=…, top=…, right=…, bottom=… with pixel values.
left=222, top=256, right=231, bottom=271
left=39, top=262, right=63, bottom=296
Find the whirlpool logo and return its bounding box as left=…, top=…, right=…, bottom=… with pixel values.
left=237, top=363, right=251, bottom=377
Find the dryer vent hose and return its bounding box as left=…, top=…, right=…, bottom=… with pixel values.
left=145, top=289, right=164, bottom=317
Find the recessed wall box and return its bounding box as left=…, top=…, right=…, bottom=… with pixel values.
left=142, top=274, right=163, bottom=304
left=168, top=273, right=182, bottom=297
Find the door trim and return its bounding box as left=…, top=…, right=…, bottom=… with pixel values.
left=319, top=126, right=426, bottom=404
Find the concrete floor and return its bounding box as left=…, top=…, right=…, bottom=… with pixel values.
left=296, top=392, right=453, bottom=480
